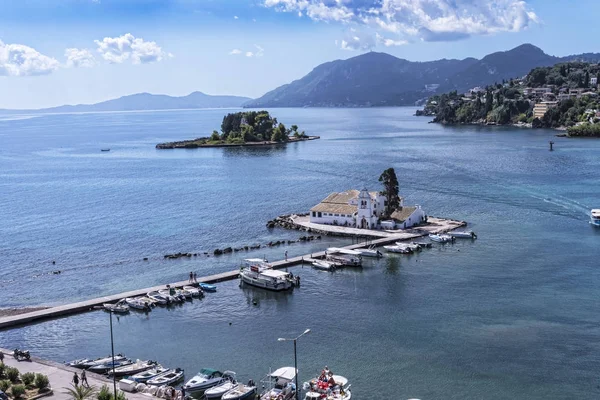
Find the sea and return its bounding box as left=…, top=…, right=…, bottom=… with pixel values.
left=1, top=107, right=600, bottom=399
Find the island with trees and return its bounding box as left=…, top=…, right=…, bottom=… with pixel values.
left=416, top=62, right=600, bottom=137
left=156, top=111, right=319, bottom=149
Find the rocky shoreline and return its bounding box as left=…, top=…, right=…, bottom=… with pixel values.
left=156, top=136, right=320, bottom=149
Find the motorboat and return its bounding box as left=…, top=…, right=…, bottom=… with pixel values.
left=199, top=282, right=217, bottom=292
left=158, top=289, right=181, bottom=303
left=450, top=230, right=477, bottom=239
left=107, top=360, right=157, bottom=377
left=311, top=260, right=336, bottom=271
left=137, top=296, right=158, bottom=306
left=303, top=371, right=351, bottom=400
left=239, top=259, right=294, bottom=291
left=146, top=291, right=169, bottom=305
left=222, top=382, right=257, bottom=400
left=259, top=367, right=297, bottom=400
left=100, top=148, right=110, bottom=152
left=428, top=233, right=453, bottom=243
left=204, top=373, right=237, bottom=399
left=131, top=366, right=170, bottom=383
left=147, top=368, right=184, bottom=386
left=124, top=298, right=152, bottom=311
left=383, top=245, right=412, bottom=254
left=325, top=248, right=362, bottom=267
left=89, top=358, right=133, bottom=374
left=103, top=301, right=129, bottom=314
left=183, top=369, right=231, bottom=392
left=395, top=242, right=421, bottom=252
left=182, top=285, right=203, bottom=297
left=79, top=354, right=127, bottom=369
left=354, top=246, right=383, bottom=258
left=591, top=209, right=600, bottom=226
left=175, top=288, right=192, bottom=300
left=67, top=358, right=92, bottom=368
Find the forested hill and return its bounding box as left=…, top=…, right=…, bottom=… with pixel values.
left=244, top=44, right=600, bottom=108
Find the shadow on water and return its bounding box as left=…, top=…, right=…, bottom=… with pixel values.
left=239, top=284, right=293, bottom=305
left=383, top=255, right=402, bottom=275
left=221, top=144, right=287, bottom=158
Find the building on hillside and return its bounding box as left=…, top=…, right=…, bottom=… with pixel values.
left=533, top=101, right=558, bottom=119
left=591, top=77, right=598, bottom=86
left=309, top=189, right=426, bottom=230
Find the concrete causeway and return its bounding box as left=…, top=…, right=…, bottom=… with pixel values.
left=0, top=217, right=465, bottom=331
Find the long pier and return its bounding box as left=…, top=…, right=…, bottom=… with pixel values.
left=0, top=219, right=465, bottom=331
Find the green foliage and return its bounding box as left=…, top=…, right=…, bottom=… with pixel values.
left=0, top=379, right=10, bottom=392
left=0, top=363, right=5, bottom=378
left=64, top=383, right=96, bottom=400
left=97, top=385, right=126, bottom=400
left=6, top=367, right=19, bottom=383
left=34, top=373, right=49, bottom=390
left=11, top=384, right=25, bottom=399
left=210, top=130, right=220, bottom=141
left=379, top=168, right=400, bottom=217
left=567, top=123, right=600, bottom=137
left=21, top=372, right=35, bottom=386
left=216, top=111, right=297, bottom=143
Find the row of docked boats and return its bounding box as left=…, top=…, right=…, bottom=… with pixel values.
left=102, top=283, right=217, bottom=313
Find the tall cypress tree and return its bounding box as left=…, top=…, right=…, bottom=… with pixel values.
left=379, top=168, right=400, bottom=217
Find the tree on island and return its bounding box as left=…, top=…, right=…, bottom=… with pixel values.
left=379, top=168, right=400, bottom=217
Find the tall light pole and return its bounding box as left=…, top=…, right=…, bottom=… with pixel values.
left=278, top=329, right=310, bottom=400
left=109, top=310, right=118, bottom=400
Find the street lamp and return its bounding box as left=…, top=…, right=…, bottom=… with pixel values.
left=278, top=329, right=311, bottom=400
left=109, top=310, right=118, bottom=400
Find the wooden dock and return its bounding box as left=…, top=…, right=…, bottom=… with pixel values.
left=0, top=230, right=441, bottom=331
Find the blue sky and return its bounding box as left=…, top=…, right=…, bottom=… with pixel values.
left=0, top=0, right=598, bottom=109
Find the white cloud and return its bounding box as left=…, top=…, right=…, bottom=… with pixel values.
left=340, top=28, right=376, bottom=51
left=94, top=33, right=169, bottom=64
left=229, top=49, right=242, bottom=55
left=376, top=33, right=408, bottom=47
left=246, top=51, right=255, bottom=57
left=265, top=0, right=538, bottom=43
left=0, top=39, right=59, bottom=76
left=64, top=48, right=96, bottom=68
left=234, top=15, right=239, bottom=19
left=240, top=45, right=265, bottom=58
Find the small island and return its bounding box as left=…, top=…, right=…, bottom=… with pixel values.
left=156, top=111, right=319, bottom=149
left=417, top=61, right=600, bottom=137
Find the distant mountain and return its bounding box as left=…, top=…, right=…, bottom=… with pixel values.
left=245, top=44, right=600, bottom=108
left=1, top=92, right=252, bottom=114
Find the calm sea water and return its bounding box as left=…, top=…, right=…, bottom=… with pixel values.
left=1, top=108, right=600, bottom=399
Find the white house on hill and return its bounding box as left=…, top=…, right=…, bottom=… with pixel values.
left=309, top=188, right=426, bottom=230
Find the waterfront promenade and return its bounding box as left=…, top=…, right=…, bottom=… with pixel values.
left=0, top=348, right=150, bottom=400
left=0, top=217, right=465, bottom=331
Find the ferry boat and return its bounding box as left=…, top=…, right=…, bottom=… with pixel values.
left=239, top=258, right=295, bottom=291
left=591, top=209, right=600, bottom=226
left=325, top=248, right=362, bottom=267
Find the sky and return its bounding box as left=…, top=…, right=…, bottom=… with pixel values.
left=0, top=0, right=599, bottom=109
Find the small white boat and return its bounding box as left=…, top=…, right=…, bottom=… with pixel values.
left=137, top=296, right=158, bottom=306
left=326, top=248, right=362, bottom=267
left=108, top=360, right=157, bottom=377
left=311, top=260, right=336, bottom=271
left=591, top=209, right=600, bottom=226
left=222, top=383, right=257, bottom=400
left=383, top=245, right=411, bottom=254
left=428, top=234, right=453, bottom=243
left=182, top=285, right=203, bottom=297
left=89, top=359, right=133, bottom=374
left=205, top=374, right=237, bottom=399
left=79, top=355, right=127, bottom=369
left=450, top=230, right=477, bottom=239
left=303, top=373, right=351, bottom=400
left=131, top=366, right=170, bottom=383
left=354, top=246, right=383, bottom=258
left=147, top=368, right=184, bottom=386
left=158, top=289, right=181, bottom=303
left=124, top=298, right=152, bottom=311
left=146, top=291, right=168, bottom=305
left=175, top=288, right=192, bottom=300
left=259, top=367, right=297, bottom=400
left=183, top=369, right=231, bottom=392
left=239, top=259, right=295, bottom=291
left=103, top=301, right=129, bottom=314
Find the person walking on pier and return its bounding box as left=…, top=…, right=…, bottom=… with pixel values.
left=80, top=370, right=89, bottom=387
left=189, top=271, right=193, bottom=283
left=72, top=372, right=79, bottom=387
left=285, top=250, right=288, bottom=261
left=193, top=272, right=197, bottom=282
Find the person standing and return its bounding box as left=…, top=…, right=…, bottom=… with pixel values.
left=80, top=370, right=89, bottom=387
left=285, top=250, right=288, bottom=261
left=189, top=271, right=193, bottom=283
left=72, top=372, right=79, bottom=387
left=193, top=272, right=197, bottom=282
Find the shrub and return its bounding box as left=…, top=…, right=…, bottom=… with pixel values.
left=0, top=379, right=10, bottom=392
left=21, top=372, right=35, bottom=386
left=97, top=385, right=112, bottom=400
left=11, top=384, right=26, bottom=399
left=0, top=363, right=5, bottom=378
left=6, top=367, right=19, bottom=383
left=34, top=373, right=50, bottom=390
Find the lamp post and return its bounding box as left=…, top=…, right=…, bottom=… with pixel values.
left=278, top=329, right=310, bottom=400
left=109, top=310, right=118, bottom=400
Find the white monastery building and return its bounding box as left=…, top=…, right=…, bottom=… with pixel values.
left=309, top=189, right=426, bottom=230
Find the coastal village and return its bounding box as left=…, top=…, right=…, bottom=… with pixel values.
left=418, top=62, right=600, bottom=136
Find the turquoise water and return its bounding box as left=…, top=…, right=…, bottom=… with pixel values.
left=1, top=108, right=600, bottom=398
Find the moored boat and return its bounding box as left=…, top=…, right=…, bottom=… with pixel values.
left=383, top=245, right=412, bottom=254
left=89, top=358, right=133, bottom=374
left=103, top=301, right=129, bottom=314
left=131, top=366, right=170, bottom=383
left=428, top=233, right=453, bottom=243
left=325, top=248, right=362, bottom=267
left=259, top=367, right=296, bottom=400
left=147, top=368, right=184, bottom=386
left=107, top=360, right=157, bottom=377
left=591, top=209, right=600, bottom=226
left=182, top=369, right=229, bottom=392
left=222, top=382, right=257, bottom=400
left=449, top=230, right=477, bottom=239
left=146, top=291, right=169, bottom=305
left=204, top=374, right=237, bottom=399
left=303, top=368, right=351, bottom=400
left=311, top=260, right=336, bottom=271
left=182, top=285, right=203, bottom=297
left=354, top=246, right=383, bottom=258
left=199, top=282, right=217, bottom=292
left=239, top=259, right=295, bottom=291
left=79, top=355, right=127, bottom=369
left=124, top=298, right=152, bottom=311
